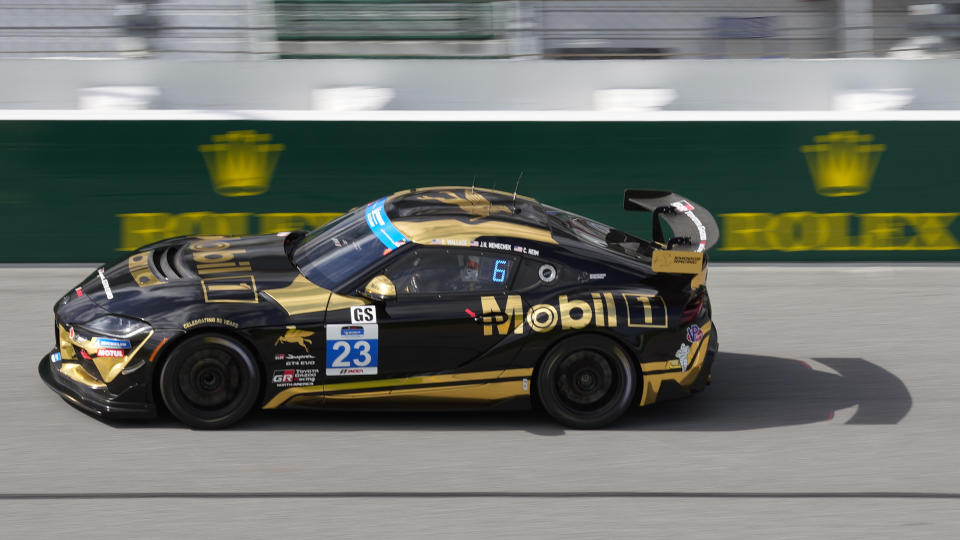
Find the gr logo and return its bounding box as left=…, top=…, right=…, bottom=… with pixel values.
left=272, top=370, right=295, bottom=383
left=350, top=305, right=377, bottom=324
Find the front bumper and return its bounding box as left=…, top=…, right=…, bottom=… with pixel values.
left=38, top=350, right=155, bottom=419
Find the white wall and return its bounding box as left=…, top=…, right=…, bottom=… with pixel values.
left=2, top=58, right=960, bottom=111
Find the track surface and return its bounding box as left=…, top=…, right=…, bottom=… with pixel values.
left=1, top=264, right=958, bottom=539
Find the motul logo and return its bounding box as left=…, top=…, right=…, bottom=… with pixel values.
left=97, top=349, right=124, bottom=358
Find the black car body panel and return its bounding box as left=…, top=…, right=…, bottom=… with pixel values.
left=40, top=186, right=719, bottom=421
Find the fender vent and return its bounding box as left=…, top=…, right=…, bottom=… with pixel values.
left=151, top=246, right=184, bottom=280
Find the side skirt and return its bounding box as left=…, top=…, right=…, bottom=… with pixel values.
left=264, top=368, right=533, bottom=409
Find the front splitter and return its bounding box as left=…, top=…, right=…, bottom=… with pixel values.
left=38, top=351, right=155, bottom=420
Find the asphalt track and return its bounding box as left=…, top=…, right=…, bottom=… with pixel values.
left=1, top=264, right=958, bottom=539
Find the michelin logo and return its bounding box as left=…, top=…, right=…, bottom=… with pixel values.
left=93, top=337, right=131, bottom=349
left=675, top=343, right=690, bottom=372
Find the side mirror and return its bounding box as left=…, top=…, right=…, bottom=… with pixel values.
left=360, top=275, right=396, bottom=302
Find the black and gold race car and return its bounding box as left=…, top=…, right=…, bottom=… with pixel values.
left=39, top=187, right=719, bottom=429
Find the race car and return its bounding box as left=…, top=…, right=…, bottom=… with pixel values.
left=39, top=186, right=719, bottom=429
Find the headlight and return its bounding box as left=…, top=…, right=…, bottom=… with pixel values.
left=76, top=315, right=151, bottom=339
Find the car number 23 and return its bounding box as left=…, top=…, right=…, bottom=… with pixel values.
left=325, top=324, right=379, bottom=375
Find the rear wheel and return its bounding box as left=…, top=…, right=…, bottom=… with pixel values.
left=160, top=334, right=261, bottom=429
left=536, top=335, right=637, bottom=429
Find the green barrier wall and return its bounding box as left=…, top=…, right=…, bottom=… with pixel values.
left=1, top=120, right=958, bottom=262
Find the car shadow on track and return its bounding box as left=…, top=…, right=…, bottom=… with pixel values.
left=627, top=352, right=912, bottom=431
left=105, top=351, right=912, bottom=434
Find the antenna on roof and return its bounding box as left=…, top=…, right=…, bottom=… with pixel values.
left=471, top=174, right=477, bottom=192
left=512, top=171, right=524, bottom=203
left=511, top=171, right=524, bottom=213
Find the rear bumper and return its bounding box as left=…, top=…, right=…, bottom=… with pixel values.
left=689, top=339, right=717, bottom=393
left=637, top=318, right=719, bottom=406
left=38, top=350, right=155, bottom=420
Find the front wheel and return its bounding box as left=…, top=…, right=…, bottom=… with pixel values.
left=159, top=334, right=261, bottom=429
left=536, top=335, right=637, bottom=429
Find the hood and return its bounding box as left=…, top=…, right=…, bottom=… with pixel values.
left=73, top=234, right=304, bottom=327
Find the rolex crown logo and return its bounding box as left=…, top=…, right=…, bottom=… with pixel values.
left=199, top=130, right=285, bottom=197
left=801, top=131, right=885, bottom=197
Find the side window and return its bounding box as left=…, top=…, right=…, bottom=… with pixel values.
left=384, top=249, right=518, bottom=295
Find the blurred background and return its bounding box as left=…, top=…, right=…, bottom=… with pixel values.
left=3, top=0, right=960, bottom=61
left=2, top=0, right=960, bottom=110
left=0, top=1, right=958, bottom=262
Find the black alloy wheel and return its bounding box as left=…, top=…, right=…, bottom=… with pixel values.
left=536, top=335, right=637, bottom=429
left=160, top=334, right=261, bottom=429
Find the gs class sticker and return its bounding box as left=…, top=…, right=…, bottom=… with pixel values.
left=350, top=305, right=377, bottom=324
left=325, top=324, right=378, bottom=376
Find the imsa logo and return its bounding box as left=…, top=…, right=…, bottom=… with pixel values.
left=479, top=292, right=667, bottom=336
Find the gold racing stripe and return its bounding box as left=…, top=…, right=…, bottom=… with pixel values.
left=393, top=219, right=557, bottom=245
left=638, top=320, right=714, bottom=405
left=93, top=330, right=154, bottom=383
left=639, top=334, right=712, bottom=406
left=387, top=186, right=540, bottom=205
left=128, top=251, right=164, bottom=287
left=263, top=367, right=533, bottom=409
left=57, top=324, right=154, bottom=384
left=322, top=380, right=527, bottom=406
left=58, top=363, right=107, bottom=389
left=262, top=275, right=369, bottom=316
left=327, top=292, right=369, bottom=311
left=261, top=275, right=332, bottom=316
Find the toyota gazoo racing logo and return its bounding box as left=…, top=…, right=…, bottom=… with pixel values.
left=271, top=368, right=318, bottom=387
left=273, top=370, right=296, bottom=384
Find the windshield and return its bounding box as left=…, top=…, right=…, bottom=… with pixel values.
left=293, top=199, right=407, bottom=289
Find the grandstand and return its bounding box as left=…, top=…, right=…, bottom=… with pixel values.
left=0, top=0, right=955, bottom=60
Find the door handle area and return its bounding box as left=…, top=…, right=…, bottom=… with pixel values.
left=464, top=308, right=506, bottom=325
left=487, top=313, right=507, bottom=324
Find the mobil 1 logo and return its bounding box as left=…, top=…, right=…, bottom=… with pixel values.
left=350, top=305, right=376, bottom=324
left=326, top=324, right=378, bottom=376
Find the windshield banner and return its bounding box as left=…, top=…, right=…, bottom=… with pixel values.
left=365, top=197, right=409, bottom=250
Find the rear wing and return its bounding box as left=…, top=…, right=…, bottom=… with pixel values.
left=623, top=189, right=719, bottom=274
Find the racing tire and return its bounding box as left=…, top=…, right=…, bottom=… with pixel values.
left=160, top=334, right=261, bottom=429
left=536, top=335, right=637, bottom=429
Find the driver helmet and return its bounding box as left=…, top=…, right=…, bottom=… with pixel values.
left=462, top=256, right=480, bottom=282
